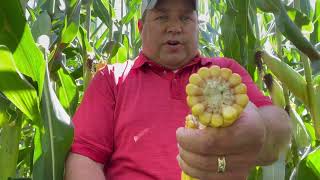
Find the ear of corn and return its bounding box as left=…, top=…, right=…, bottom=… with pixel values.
left=185, top=66, right=249, bottom=128
left=181, top=66, right=249, bottom=180
left=263, top=73, right=286, bottom=108
left=257, top=51, right=308, bottom=106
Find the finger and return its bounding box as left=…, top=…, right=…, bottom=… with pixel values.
left=176, top=108, right=265, bottom=155
left=178, top=145, right=256, bottom=172
left=177, top=154, right=214, bottom=179
left=177, top=155, right=249, bottom=180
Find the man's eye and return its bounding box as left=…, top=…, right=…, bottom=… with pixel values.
left=156, top=16, right=168, bottom=20
left=181, top=16, right=191, bottom=21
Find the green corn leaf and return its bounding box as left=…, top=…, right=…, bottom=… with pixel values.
left=297, top=146, right=320, bottom=179
left=110, top=42, right=127, bottom=63
left=275, top=5, right=320, bottom=61
left=0, top=112, right=22, bottom=180
left=298, top=0, right=315, bottom=20
left=57, top=68, right=79, bottom=117
left=289, top=107, right=312, bottom=155
left=220, top=12, right=241, bottom=62
left=78, top=26, right=93, bottom=54
left=286, top=7, right=314, bottom=34
left=61, top=0, right=81, bottom=45
left=0, top=45, right=40, bottom=121
left=31, top=11, right=52, bottom=41
left=255, top=0, right=282, bottom=13
left=310, top=0, right=320, bottom=45
left=119, top=0, right=141, bottom=25
left=0, top=0, right=46, bottom=96
left=93, top=0, right=114, bottom=29
left=32, top=64, right=74, bottom=180
left=0, top=95, right=10, bottom=128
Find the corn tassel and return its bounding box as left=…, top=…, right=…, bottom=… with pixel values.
left=257, top=51, right=309, bottom=106
left=181, top=66, right=249, bottom=180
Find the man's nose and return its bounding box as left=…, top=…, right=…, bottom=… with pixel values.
left=166, top=20, right=182, bottom=34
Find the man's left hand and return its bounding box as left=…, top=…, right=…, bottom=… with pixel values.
left=176, top=102, right=268, bottom=180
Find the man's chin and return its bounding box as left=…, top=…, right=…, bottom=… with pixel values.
left=159, top=54, right=190, bottom=68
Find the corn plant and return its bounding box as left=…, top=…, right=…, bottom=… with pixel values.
left=0, top=0, right=319, bottom=179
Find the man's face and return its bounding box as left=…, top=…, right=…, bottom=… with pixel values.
left=140, top=0, right=199, bottom=70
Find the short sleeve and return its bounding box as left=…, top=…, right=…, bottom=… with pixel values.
left=211, top=58, right=273, bottom=107
left=70, top=67, right=116, bottom=164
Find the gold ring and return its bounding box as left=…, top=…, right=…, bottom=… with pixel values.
left=217, top=156, right=226, bottom=173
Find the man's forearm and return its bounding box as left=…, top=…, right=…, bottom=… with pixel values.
left=256, top=105, right=292, bottom=166
left=65, top=153, right=105, bottom=180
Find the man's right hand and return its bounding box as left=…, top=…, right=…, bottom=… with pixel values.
left=65, top=153, right=105, bottom=180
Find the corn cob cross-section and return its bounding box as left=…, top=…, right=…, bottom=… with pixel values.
left=185, top=65, right=249, bottom=128
left=181, top=66, right=249, bottom=180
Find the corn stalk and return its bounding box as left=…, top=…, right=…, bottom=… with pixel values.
left=0, top=110, right=22, bottom=180
left=300, top=54, right=320, bottom=140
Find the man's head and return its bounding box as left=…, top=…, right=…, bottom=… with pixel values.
left=139, top=0, right=199, bottom=70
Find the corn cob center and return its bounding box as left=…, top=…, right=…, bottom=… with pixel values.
left=203, top=77, right=234, bottom=114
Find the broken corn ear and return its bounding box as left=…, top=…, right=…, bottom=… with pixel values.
left=182, top=65, right=249, bottom=180
left=185, top=65, right=249, bottom=128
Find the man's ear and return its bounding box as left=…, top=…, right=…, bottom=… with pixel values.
left=138, top=19, right=143, bottom=33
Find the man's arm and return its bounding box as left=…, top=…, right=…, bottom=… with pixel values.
left=256, top=105, right=292, bottom=165
left=65, top=153, right=105, bottom=180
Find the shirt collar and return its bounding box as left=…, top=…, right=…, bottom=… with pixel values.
left=132, top=52, right=202, bottom=71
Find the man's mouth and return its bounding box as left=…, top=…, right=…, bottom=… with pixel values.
left=167, top=40, right=181, bottom=46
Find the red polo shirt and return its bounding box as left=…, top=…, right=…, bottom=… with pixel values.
left=71, top=53, right=272, bottom=180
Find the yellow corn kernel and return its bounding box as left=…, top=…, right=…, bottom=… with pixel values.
left=210, top=114, right=223, bottom=127
left=187, top=96, right=201, bottom=107
left=198, top=67, right=210, bottom=79
left=186, top=84, right=203, bottom=96
left=198, top=111, right=212, bottom=126
left=235, top=94, right=249, bottom=107
left=229, top=73, right=242, bottom=87
left=234, top=83, right=247, bottom=94
left=209, top=65, right=221, bottom=77
left=232, top=104, right=243, bottom=116
left=222, top=118, right=235, bottom=127
left=185, top=114, right=198, bottom=129
left=220, top=68, right=232, bottom=80
left=222, top=106, right=238, bottom=121
left=189, top=73, right=204, bottom=86
left=191, top=103, right=205, bottom=116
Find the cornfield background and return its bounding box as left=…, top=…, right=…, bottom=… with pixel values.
left=0, top=0, right=320, bottom=179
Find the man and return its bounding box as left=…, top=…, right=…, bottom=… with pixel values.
left=65, top=0, right=292, bottom=179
